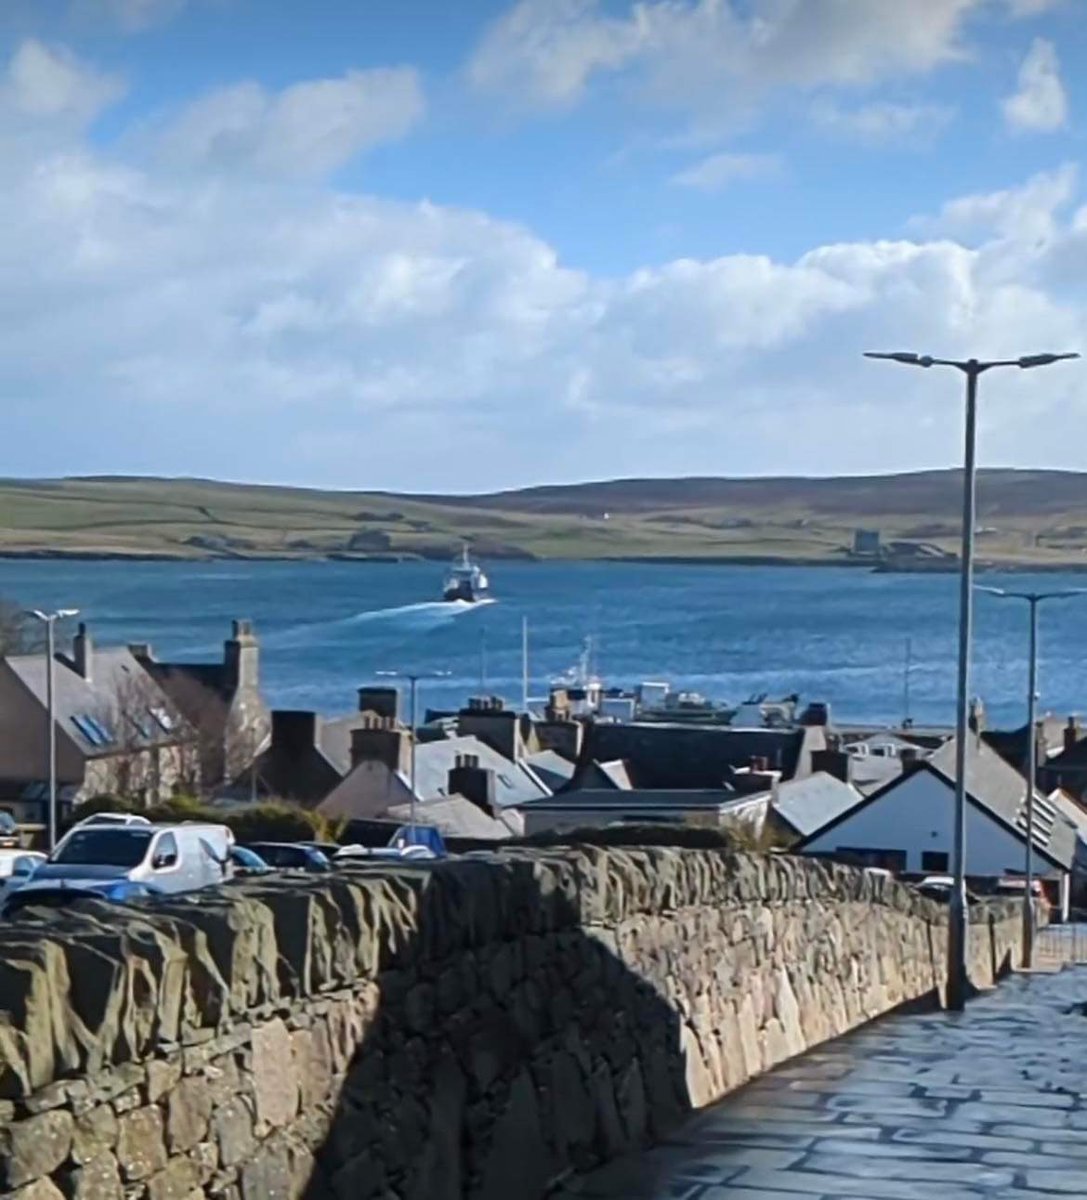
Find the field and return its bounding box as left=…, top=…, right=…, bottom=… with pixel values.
left=1, top=470, right=1087, bottom=566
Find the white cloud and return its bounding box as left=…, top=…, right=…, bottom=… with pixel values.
left=811, top=100, right=955, bottom=146
left=72, top=0, right=189, bottom=33
left=1, top=40, right=124, bottom=126
left=3, top=45, right=1087, bottom=487
left=670, top=152, right=781, bottom=191
left=149, top=68, right=425, bottom=177
left=1002, top=38, right=1068, bottom=133
left=469, top=0, right=993, bottom=118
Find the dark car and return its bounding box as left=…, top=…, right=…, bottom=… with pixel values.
left=0, top=811, right=20, bottom=850
left=242, top=842, right=332, bottom=873
left=229, top=845, right=273, bottom=877
left=2, top=879, right=161, bottom=918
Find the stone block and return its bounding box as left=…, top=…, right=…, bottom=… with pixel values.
left=72, top=1104, right=118, bottom=1165
left=145, top=1156, right=202, bottom=1200
left=240, top=1143, right=292, bottom=1200
left=147, top=1057, right=183, bottom=1104
left=117, top=1105, right=167, bottom=1182
left=0, top=1109, right=74, bottom=1189
left=212, top=1097, right=255, bottom=1169
left=2, top=1180, right=66, bottom=1200
left=166, top=1076, right=213, bottom=1152
left=62, top=1152, right=123, bottom=1200
left=251, top=1018, right=298, bottom=1132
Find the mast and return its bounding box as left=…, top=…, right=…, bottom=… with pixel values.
left=521, top=616, right=529, bottom=712
left=480, top=626, right=488, bottom=693
left=903, top=637, right=912, bottom=725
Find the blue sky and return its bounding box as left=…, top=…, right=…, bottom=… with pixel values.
left=1, top=0, right=1086, bottom=490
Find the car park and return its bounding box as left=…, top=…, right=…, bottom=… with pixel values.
left=242, top=842, right=332, bottom=872
left=229, top=845, right=273, bottom=877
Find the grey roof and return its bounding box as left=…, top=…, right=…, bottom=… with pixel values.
left=6, top=649, right=185, bottom=757
left=410, top=736, right=550, bottom=808
left=384, top=796, right=521, bottom=840
left=771, top=773, right=866, bottom=838
left=925, top=738, right=1078, bottom=869
left=524, top=749, right=577, bottom=791
left=521, top=788, right=739, bottom=812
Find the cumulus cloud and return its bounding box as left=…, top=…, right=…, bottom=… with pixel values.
left=670, top=152, right=781, bottom=191
left=2, top=42, right=1087, bottom=488
left=149, top=68, right=425, bottom=177
left=469, top=0, right=1009, bottom=118
left=811, top=100, right=955, bottom=146
left=1002, top=38, right=1068, bottom=133
left=1, top=39, right=124, bottom=126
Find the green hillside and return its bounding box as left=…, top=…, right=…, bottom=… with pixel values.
left=0, top=470, right=1085, bottom=566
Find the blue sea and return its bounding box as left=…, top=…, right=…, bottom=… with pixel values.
left=0, top=559, right=1081, bottom=729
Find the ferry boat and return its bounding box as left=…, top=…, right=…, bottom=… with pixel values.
left=442, top=545, right=490, bottom=603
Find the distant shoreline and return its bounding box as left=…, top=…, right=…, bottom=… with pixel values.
left=4, top=549, right=1087, bottom=574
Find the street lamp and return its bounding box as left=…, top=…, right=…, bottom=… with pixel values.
left=977, top=585, right=1087, bottom=967
left=864, top=350, right=1078, bottom=1010
left=26, top=608, right=80, bottom=851
left=375, top=669, right=451, bottom=844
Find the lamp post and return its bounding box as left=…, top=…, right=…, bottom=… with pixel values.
left=375, top=669, right=451, bottom=844
left=864, top=350, right=1078, bottom=1010
left=977, top=586, right=1087, bottom=967
left=26, top=608, right=80, bottom=851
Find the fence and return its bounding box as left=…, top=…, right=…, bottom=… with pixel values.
left=1035, top=908, right=1087, bottom=968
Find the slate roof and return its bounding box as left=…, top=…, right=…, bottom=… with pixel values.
left=520, top=788, right=740, bottom=813
left=579, top=722, right=822, bottom=789
left=771, top=773, right=866, bottom=839
left=410, top=736, right=550, bottom=808
left=5, top=649, right=185, bottom=756
left=384, top=796, right=522, bottom=840
left=524, top=749, right=577, bottom=792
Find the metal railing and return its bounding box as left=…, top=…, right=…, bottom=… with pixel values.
left=1035, top=910, right=1087, bottom=968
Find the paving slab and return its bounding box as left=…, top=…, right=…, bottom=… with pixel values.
left=550, top=969, right=1087, bottom=1199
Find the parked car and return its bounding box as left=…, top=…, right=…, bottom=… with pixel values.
left=335, top=843, right=437, bottom=863
left=229, top=845, right=273, bottom=877
left=0, top=851, right=46, bottom=906
left=0, top=811, right=20, bottom=850
left=915, top=875, right=981, bottom=904
left=20, top=822, right=233, bottom=899
left=2, top=879, right=162, bottom=919
left=242, top=842, right=331, bottom=873
left=993, top=877, right=1050, bottom=913
left=71, top=812, right=152, bottom=830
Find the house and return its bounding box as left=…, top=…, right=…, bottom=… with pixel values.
left=1036, top=717, right=1087, bottom=800
left=576, top=721, right=825, bottom=789
left=233, top=687, right=402, bottom=807
left=795, top=735, right=1078, bottom=919
left=134, top=619, right=269, bottom=790
left=0, top=624, right=195, bottom=822
left=317, top=720, right=550, bottom=823
left=768, top=773, right=867, bottom=844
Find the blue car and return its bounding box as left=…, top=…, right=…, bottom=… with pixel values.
left=1, top=878, right=162, bottom=918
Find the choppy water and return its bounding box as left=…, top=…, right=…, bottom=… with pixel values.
left=0, top=559, right=1081, bottom=728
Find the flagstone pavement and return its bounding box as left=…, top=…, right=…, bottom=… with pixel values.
left=553, top=968, right=1087, bottom=1200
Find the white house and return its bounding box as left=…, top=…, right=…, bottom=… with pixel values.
left=796, top=735, right=1077, bottom=919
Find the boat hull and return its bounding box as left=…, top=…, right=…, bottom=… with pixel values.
left=442, top=581, right=488, bottom=603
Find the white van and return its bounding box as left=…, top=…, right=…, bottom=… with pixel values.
left=21, top=822, right=234, bottom=897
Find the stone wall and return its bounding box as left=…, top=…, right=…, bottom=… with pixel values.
left=0, top=848, right=1022, bottom=1200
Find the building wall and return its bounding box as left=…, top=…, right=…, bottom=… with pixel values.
left=802, top=768, right=1055, bottom=878
left=0, top=849, right=1022, bottom=1200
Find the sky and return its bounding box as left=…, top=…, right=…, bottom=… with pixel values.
left=1, top=0, right=1087, bottom=492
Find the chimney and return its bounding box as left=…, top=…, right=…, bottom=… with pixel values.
left=1065, top=716, right=1081, bottom=755
left=128, top=642, right=153, bottom=662
left=357, top=686, right=399, bottom=722
left=271, top=710, right=321, bottom=755
left=811, top=747, right=851, bottom=783
left=73, top=623, right=93, bottom=681
left=535, top=717, right=583, bottom=761
left=448, top=753, right=497, bottom=815
left=900, top=746, right=922, bottom=772
left=350, top=715, right=412, bottom=778
left=224, top=619, right=259, bottom=691
left=458, top=696, right=523, bottom=762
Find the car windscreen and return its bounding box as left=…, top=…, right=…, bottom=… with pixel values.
left=52, top=829, right=153, bottom=867
left=252, top=845, right=304, bottom=867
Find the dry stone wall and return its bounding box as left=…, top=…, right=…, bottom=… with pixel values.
left=0, top=848, right=1022, bottom=1200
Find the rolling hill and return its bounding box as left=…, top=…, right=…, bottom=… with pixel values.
left=0, top=470, right=1086, bottom=567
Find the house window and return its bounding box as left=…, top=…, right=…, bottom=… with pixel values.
left=922, top=851, right=949, bottom=872
left=836, top=847, right=907, bottom=873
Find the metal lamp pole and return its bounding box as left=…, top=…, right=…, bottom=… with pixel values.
left=977, top=586, right=1086, bottom=967
left=375, top=669, right=450, bottom=844
left=865, top=350, right=1078, bottom=1010
left=27, top=608, right=80, bottom=851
